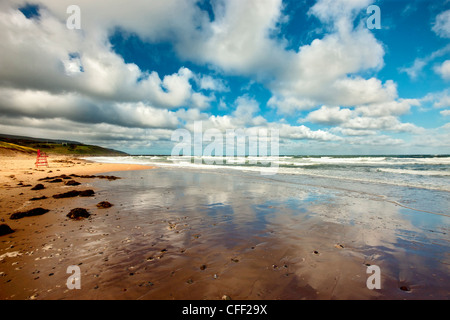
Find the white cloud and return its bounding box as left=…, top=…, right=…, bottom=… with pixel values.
left=0, top=87, right=179, bottom=129
left=440, top=110, right=450, bottom=116
left=232, top=96, right=262, bottom=123
left=305, top=99, right=420, bottom=134
left=331, top=127, right=376, bottom=136
left=267, top=35, right=392, bottom=112
left=308, top=0, right=373, bottom=27
left=175, top=108, right=209, bottom=123
left=268, top=0, right=391, bottom=113
left=181, top=95, right=339, bottom=142
left=0, top=3, right=212, bottom=110
left=0, top=116, right=175, bottom=147
left=304, top=99, right=422, bottom=136
left=422, top=90, right=450, bottom=109
left=342, top=116, right=421, bottom=133
left=1, top=0, right=395, bottom=115
left=195, top=75, right=229, bottom=92
left=306, top=106, right=353, bottom=125
left=405, top=124, right=450, bottom=151
left=175, top=0, right=391, bottom=113
left=434, top=60, right=450, bottom=80
left=277, top=123, right=340, bottom=141
left=187, top=95, right=267, bottom=132
left=180, top=0, right=289, bottom=78
left=355, top=99, right=420, bottom=117
left=267, top=96, right=317, bottom=113
left=344, top=135, right=405, bottom=147
left=190, top=92, right=214, bottom=110
left=433, top=9, right=450, bottom=38
left=399, top=44, right=450, bottom=80
left=399, top=59, right=427, bottom=80
left=10, top=0, right=205, bottom=43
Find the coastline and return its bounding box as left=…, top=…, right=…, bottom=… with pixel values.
left=0, top=154, right=448, bottom=300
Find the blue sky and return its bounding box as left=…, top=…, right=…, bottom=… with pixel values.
left=0, top=0, right=449, bottom=155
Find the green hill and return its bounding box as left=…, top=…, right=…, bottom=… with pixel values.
left=0, top=133, right=128, bottom=156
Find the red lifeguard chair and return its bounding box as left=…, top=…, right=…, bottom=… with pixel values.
left=35, top=149, right=49, bottom=168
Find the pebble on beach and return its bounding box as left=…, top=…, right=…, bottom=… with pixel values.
left=0, top=224, right=14, bottom=236
left=31, top=184, right=45, bottom=190
left=96, top=201, right=113, bottom=208
left=66, top=208, right=91, bottom=220
left=400, top=285, right=411, bottom=292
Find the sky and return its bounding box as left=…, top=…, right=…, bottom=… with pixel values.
left=0, top=0, right=449, bottom=155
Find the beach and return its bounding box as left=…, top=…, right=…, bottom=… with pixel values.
left=0, top=154, right=449, bottom=300
left=0, top=153, right=154, bottom=299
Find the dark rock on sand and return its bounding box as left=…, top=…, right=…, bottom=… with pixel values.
left=79, top=189, right=95, bottom=197
left=65, top=180, right=81, bottom=186
left=67, top=208, right=90, bottom=220
left=400, top=285, right=411, bottom=292
left=96, top=175, right=120, bottom=181
left=53, top=190, right=81, bottom=199
left=0, top=224, right=14, bottom=236
left=10, top=208, right=50, bottom=220
left=70, top=174, right=93, bottom=178
left=48, top=178, right=63, bottom=183
left=31, top=184, right=45, bottom=190
left=52, top=189, right=95, bottom=198
left=96, top=201, right=113, bottom=208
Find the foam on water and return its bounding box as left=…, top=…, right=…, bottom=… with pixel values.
left=85, top=155, right=450, bottom=193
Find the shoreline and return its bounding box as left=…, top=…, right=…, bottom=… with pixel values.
left=0, top=154, right=448, bottom=300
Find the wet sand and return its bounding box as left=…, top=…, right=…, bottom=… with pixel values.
left=0, top=156, right=448, bottom=300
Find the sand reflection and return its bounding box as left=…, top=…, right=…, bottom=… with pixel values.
left=33, top=168, right=449, bottom=299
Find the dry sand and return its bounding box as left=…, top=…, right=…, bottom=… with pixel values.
left=0, top=153, right=154, bottom=299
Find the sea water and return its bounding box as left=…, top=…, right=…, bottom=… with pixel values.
left=85, top=155, right=450, bottom=215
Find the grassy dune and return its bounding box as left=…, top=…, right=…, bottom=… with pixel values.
left=0, top=141, right=37, bottom=154
left=0, top=134, right=128, bottom=156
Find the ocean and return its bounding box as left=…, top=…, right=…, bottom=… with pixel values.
left=86, top=155, right=450, bottom=216
left=78, top=154, right=450, bottom=299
